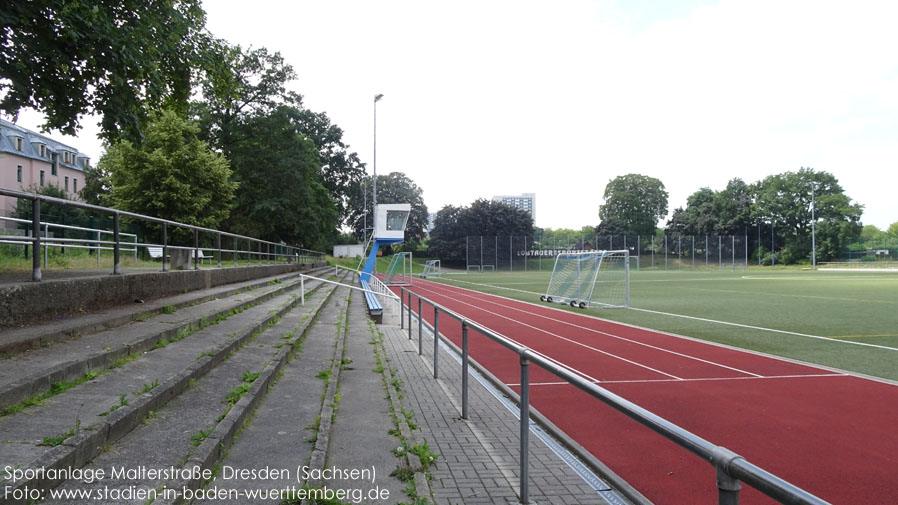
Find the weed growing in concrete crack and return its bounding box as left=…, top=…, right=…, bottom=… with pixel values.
left=139, top=379, right=159, bottom=394
left=316, top=369, right=332, bottom=385
left=190, top=428, right=213, bottom=446
left=39, top=420, right=80, bottom=447
left=162, top=305, right=177, bottom=314
left=98, top=394, right=129, bottom=417
left=1, top=373, right=100, bottom=417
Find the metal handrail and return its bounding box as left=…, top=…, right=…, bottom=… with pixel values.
left=334, top=265, right=401, bottom=314
left=400, top=287, right=832, bottom=505
left=0, top=187, right=325, bottom=281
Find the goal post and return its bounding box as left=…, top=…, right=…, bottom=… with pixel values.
left=421, top=259, right=441, bottom=279
left=383, top=252, right=413, bottom=286
left=541, top=250, right=629, bottom=309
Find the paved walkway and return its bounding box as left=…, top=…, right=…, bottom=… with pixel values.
left=379, top=313, right=631, bottom=505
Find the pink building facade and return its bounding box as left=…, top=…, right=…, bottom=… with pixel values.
left=0, top=118, right=90, bottom=220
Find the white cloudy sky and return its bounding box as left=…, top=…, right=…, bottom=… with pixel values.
left=11, top=0, right=898, bottom=230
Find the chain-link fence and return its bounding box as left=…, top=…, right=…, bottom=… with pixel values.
left=464, top=235, right=750, bottom=272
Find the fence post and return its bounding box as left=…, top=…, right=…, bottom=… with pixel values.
left=401, top=288, right=405, bottom=330
left=519, top=353, right=530, bottom=504
left=162, top=223, right=168, bottom=272
left=716, top=466, right=741, bottom=505
left=301, top=276, right=305, bottom=305
left=462, top=321, right=469, bottom=420
left=418, top=297, right=423, bottom=353
left=31, top=199, right=41, bottom=281
left=433, top=307, right=439, bottom=379
left=194, top=229, right=199, bottom=270
left=113, top=212, right=121, bottom=275
left=43, top=222, right=48, bottom=269
left=217, top=233, right=222, bottom=268
left=407, top=291, right=412, bottom=338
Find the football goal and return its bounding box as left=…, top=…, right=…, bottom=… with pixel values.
left=421, top=259, right=441, bottom=279
left=541, top=250, right=629, bottom=309
left=383, top=252, right=413, bottom=286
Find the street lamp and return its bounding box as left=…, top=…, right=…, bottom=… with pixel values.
left=373, top=93, right=384, bottom=214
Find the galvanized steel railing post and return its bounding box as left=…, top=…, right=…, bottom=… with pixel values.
left=217, top=233, right=222, bottom=268
left=400, top=288, right=405, bottom=330
left=433, top=307, right=440, bottom=379
left=407, top=291, right=412, bottom=337
left=96, top=230, right=101, bottom=268
left=301, top=275, right=305, bottom=305
left=194, top=229, right=199, bottom=270
left=162, top=223, right=168, bottom=272
left=113, top=212, right=121, bottom=275
left=462, top=321, right=469, bottom=420
left=418, top=297, right=423, bottom=354
left=43, top=222, right=48, bottom=269
left=717, top=466, right=741, bottom=505
left=519, top=353, right=530, bottom=504
left=31, top=198, right=41, bottom=281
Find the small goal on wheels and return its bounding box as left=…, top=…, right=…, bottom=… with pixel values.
left=540, top=250, right=629, bottom=309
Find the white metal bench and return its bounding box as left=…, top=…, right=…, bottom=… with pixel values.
left=148, top=247, right=211, bottom=264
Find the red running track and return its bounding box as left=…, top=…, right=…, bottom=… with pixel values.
left=397, top=279, right=898, bottom=505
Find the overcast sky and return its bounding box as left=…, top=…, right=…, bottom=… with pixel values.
left=11, top=0, right=898, bottom=230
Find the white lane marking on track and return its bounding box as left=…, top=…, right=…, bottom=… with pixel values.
left=410, top=283, right=684, bottom=380
left=430, top=276, right=898, bottom=352
left=416, top=281, right=765, bottom=378
left=507, top=373, right=848, bottom=387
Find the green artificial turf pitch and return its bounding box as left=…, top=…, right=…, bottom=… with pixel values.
left=424, top=268, right=898, bottom=382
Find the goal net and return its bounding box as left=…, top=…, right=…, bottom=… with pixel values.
left=382, top=252, right=413, bottom=286
left=421, top=259, right=441, bottom=279
left=541, top=250, right=629, bottom=309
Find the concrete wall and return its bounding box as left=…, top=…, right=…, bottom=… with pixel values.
left=0, top=262, right=325, bottom=329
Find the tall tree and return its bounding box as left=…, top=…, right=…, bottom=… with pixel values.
left=429, top=199, right=534, bottom=263
left=0, top=0, right=209, bottom=142
left=192, top=44, right=365, bottom=227
left=101, top=109, right=235, bottom=229
left=347, top=172, right=428, bottom=244
left=598, top=174, right=668, bottom=235
left=753, top=167, right=862, bottom=262
left=712, top=178, right=753, bottom=235
left=224, top=106, right=337, bottom=250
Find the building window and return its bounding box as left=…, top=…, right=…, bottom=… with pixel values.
left=17, top=165, right=22, bottom=182
left=38, top=144, right=46, bottom=157
left=51, top=153, right=58, bottom=175
left=40, top=170, right=45, bottom=186
left=65, top=176, right=69, bottom=191
left=73, top=178, right=78, bottom=192
left=15, top=137, right=23, bottom=151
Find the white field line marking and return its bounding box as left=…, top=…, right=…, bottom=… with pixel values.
left=428, top=277, right=898, bottom=353
left=508, top=373, right=847, bottom=387
left=411, top=283, right=684, bottom=380
left=629, top=307, right=898, bottom=352
left=418, top=281, right=764, bottom=378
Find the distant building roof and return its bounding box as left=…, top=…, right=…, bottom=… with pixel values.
left=0, top=118, right=89, bottom=171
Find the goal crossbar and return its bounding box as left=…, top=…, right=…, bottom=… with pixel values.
left=542, top=250, right=629, bottom=309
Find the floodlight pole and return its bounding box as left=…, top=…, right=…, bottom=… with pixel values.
left=811, top=183, right=817, bottom=270
left=363, top=178, right=367, bottom=244
left=373, top=93, right=383, bottom=214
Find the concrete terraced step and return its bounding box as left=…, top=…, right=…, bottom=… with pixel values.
left=0, top=268, right=332, bottom=413
left=0, top=273, right=349, bottom=504
left=43, top=275, right=354, bottom=505
left=0, top=266, right=328, bottom=358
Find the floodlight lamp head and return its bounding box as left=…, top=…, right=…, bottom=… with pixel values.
left=375, top=93, right=384, bottom=102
